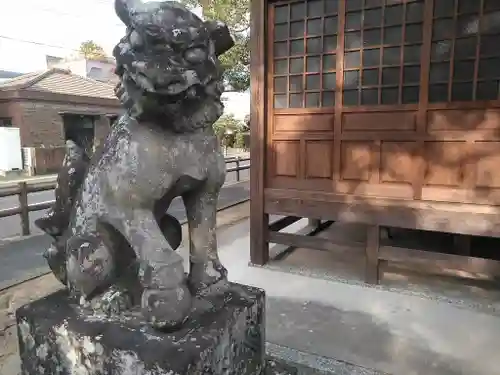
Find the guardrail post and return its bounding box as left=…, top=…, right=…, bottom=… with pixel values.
left=235, top=157, right=240, bottom=182
left=18, top=182, right=30, bottom=236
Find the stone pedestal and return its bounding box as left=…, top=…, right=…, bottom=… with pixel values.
left=16, top=283, right=265, bottom=375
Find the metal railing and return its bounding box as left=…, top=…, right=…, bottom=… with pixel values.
left=0, top=156, right=250, bottom=237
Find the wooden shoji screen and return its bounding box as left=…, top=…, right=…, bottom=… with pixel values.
left=267, top=0, right=500, bottom=203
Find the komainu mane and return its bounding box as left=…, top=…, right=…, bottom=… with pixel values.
left=35, top=0, right=235, bottom=330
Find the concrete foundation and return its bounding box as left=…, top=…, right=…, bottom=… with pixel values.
left=16, top=283, right=265, bottom=375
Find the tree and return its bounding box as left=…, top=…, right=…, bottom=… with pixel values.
left=242, top=114, right=250, bottom=131
left=212, top=113, right=243, bottom=139
left=180, top=0, right=250, bottom=91
left=79, top=40, right=107, bottom=60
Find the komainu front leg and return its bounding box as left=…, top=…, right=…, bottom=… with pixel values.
left=121, top=209, right=192, bottom=330
left=183, top=186, right=227, bottom=294
left=66, top=234, right=116, bottom=299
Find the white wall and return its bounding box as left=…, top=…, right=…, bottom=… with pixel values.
left=54, top=59, right=87, bottom=76
left=50, top=58, right=116, bottom=83
left=86, top=60, right=116, bottom=82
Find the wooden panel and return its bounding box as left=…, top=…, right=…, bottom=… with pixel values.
left=424, top=141, right=465, bottom=187
left=305, top=140, right=333, bottom=179
left=380, top=142, right=418, bottom=183
left=474, top=141, right=500, bottom=188
left=342, top=112, right=416, bottom=132
left=340, top=141, right=373, bottom=181
left=273, top=114, right=334, bottom=132
left=273, top=141, right=299, bottom=177
left=427, top=109, right=500, bottom=132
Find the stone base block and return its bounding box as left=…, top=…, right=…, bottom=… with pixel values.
left=16, top=283, right=265, bottom=375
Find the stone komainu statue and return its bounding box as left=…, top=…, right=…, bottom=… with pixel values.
left=35, top=0, right=235, bottom=330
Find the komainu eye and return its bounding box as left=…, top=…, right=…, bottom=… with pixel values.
left=129, top=30, right=143, bottom=48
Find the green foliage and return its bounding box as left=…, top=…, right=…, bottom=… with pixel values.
left=180, top=0, right=250, bottom=91
left=213, top=114, right=243, bottom=137
left=79, top=40, right=107, bottom=59
left=213, top=113, right=247, bottom=149
left=234, top=131, right=246, bottom=149
left=242, top=114, right=250, bottom=131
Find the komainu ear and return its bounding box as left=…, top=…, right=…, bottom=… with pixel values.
left=115, top=0, right=134, bottom=27
left=204, top=20, right=235, bottom=57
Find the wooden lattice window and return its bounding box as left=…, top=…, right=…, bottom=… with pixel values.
left=342, top=0, right=425, bottom=106
left=272, top=0, right=340, bottom=108
left=429, top=0, right=500, bottom=103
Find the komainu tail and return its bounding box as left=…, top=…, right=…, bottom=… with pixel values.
left=35, top=140, right=90, bottom=284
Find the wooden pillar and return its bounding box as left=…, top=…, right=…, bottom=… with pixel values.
left=308, top=219, right=321, bottom=229
left=365, top=225, right=380, bottom=284
left=249, top=0, right=268, bottom=265
left=18, top=182, right=30, bottom=236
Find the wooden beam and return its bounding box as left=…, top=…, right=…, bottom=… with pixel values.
left=313, top=220, right=335, bottom=235
left=308, top=219, right=321, bottom=229
left=379, top=246, right=500, bottom=279
left=268, top=230, right=364, bottom=261
left=365, top=225, right=380, bottom=284
left=264, top=194, right=500, bottom=238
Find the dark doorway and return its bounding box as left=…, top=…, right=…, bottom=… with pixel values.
left=62, top=114, right=96, bottom=157
left=108, top=115, right=119, bottom=126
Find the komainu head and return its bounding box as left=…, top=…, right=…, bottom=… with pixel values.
left=113, top=0, right=234, bottom=131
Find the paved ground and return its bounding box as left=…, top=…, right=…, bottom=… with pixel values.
left=217, top=220, right=500, bottom=375
left=0, top=179, right=250, bottom=290
left=2, top=214, right=500, bottom=374
left=0, top=160, right=249, bottom=239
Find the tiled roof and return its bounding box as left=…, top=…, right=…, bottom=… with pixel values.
left=0, top=71, right=41, bottom=88
left=0, top=68, right=117, bottom=100
left=0, top=70, right=23, bottom=79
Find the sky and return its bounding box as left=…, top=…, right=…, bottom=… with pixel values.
left=0, top=0, right=249, bottom=117
left=0, top=0, right=202, bottom=73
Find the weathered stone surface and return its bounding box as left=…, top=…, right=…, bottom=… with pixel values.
left=0, top=274, right=62, bottom=375
left=17, top=283, right=264, bottom=375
